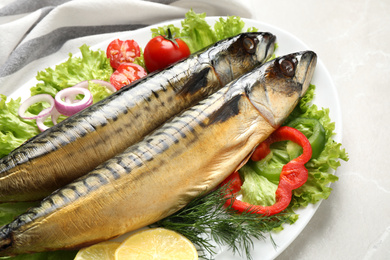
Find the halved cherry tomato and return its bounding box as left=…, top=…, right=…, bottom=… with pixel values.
left=106, top=39, right=141, bottom=70
left=110, top=63, right=147, bottom=90
left=144, top=28, right=191, bottom=72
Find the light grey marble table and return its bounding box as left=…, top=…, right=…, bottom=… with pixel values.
left=245, top=0, right=390, bottom=259
left=0, top=0, right=388, bottom=259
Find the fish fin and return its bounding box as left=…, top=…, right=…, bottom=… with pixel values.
left=207, top=94, right=241, bottom=125
left=177, top=66, right=214, bottom=96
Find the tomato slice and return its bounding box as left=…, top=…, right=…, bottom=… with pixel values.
left=106, top=39, right=141, bottom=70
left=110, top=63, right=147, bottom=90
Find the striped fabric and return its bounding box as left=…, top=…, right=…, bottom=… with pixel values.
left=0, top=0, right=252, bottom=96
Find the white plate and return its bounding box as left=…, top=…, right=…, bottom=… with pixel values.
left=8, top=17, right=342, bottom=260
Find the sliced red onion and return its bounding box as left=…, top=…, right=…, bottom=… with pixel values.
left=18, top=80, right=113, bottom=132
left=36, top=111, right=52, bottom=132
left=50, top=108, right=62, bottom=125
left=55, top=87, right=93, bottom=117
left=18, top=94, right=55, bottom=120
left=36, top=108, right=61, bottom=132
left=72, top=80, right=116, bottom=93
left=64, top=91, right=81, bottom=104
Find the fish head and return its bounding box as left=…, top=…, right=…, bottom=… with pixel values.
left=246, top=51, right=317, bottom=127
left=208, top=32, right=276, bottom=85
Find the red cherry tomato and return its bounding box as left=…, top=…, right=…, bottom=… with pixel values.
left=106, top=39, right=141, bottom=70
left=144, top=29, right=191, bottom=72
left=110, top=63, right=147, bottom=90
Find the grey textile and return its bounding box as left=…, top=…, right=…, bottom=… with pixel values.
left=0, top=0, right=252, bottom=96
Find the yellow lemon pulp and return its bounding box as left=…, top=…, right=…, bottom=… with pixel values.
left=114, top=228, right=198, bottom=260
left=74, top=241, right=121, bottom=260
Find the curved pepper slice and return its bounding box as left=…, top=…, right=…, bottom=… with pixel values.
left=222, top=126, right=312, bottom=216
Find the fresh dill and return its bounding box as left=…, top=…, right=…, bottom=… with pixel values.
left=151, top=185, right=291, bottom=260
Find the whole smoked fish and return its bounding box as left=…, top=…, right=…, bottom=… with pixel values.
left=0, top=51, right=317, bottom=256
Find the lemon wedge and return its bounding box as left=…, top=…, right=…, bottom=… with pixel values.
left=74, top=241, right=121, bottom=260
left=114, top=228, right=198, bottom=260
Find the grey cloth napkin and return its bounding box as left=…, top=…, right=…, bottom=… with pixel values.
left=0, top=0, right=252, bottom=96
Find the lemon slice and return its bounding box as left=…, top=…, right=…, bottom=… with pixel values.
left=74, top=241, right=121, bottom=260
left=115, top=228, right=198, bottom=260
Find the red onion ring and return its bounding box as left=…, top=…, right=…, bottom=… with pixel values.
left=18, top=94, right=55, bottom=120
left=55, top=87, right=93, bottom=117
left=18, top=79, right=113, bottom=132
left=36, top=108, right=62, bottom=132
left=51, top=108, right=62, bottom=125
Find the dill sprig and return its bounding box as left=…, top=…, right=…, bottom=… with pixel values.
left=151, top=185, right=291, bottom=260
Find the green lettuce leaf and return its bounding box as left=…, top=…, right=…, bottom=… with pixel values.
left=133, top=48, right=145, bottom=68
left=239, top=165, right=277, bottom=206
left=0, top=95, right=40, bottom=158
left=30, top=44, right=113, bottom=97
left=151, top=24, right=182, bottom=38
left=88, top=81, right=115, bottom=103
left=214, top=16, right=246, bottom=41
left=180, top=10, right=217, bottom=53
left=150, top=10, right=254, bottom=54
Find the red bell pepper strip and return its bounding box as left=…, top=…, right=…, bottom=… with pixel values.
left=222, top=126, right=312, bottom=216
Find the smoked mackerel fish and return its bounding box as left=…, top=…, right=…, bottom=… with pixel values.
left=0, top=51, right=317, bottom=256
left=0, top=32, right=276, bottom=202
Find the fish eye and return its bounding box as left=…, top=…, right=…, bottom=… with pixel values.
left=279, top=59, right=296, bottom=77
left=243, top=37, right=256, bottom=54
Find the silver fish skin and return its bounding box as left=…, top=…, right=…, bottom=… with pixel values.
left=0, top=51, right=317, bottom=256
left=0, top=32, right=276, bottom=202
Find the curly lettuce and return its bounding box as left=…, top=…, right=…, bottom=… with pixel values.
left=0, top=95, right=40, bottom=157
left=30, top=44, right=113, bottom=97
left=151, top=9, right=256, bottom=53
